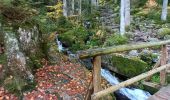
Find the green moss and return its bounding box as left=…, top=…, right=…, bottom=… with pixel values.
left=167, top=73, right=170, bottom=84
left=112, top=55, right=149, bottom=77
left=0, top=54, right=7, bottom=65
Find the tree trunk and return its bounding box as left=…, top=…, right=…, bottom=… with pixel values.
left=72, top=0, right=74, bottom=15
left=125, top=0, right=130, bottom=26
left=161, top=0, right=168, bottom=21
left=96, top=0, right=99, bottom=7
left=91, top=0, right=97, bottom=6
left=79, top=0, right=82, bottom=15
left=63, top=0, right=67, bottom=17
left=120, top=0, right=125, bottom=35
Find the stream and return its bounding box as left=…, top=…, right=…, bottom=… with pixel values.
left=56, top=36, right=151, bottom=100
left=101, top=69, right=151, bottom=100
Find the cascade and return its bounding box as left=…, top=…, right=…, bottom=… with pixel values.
left=101, top=69, right=151, bottom=100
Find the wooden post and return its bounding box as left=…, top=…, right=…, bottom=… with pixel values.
left=160, top=45, right=167, bottom=85
left=92, top=56, right=101, bottom=99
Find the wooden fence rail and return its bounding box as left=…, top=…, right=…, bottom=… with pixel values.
left=76, top=40, right=170, bottom=100
left=76, top=40, right=170, bottom=59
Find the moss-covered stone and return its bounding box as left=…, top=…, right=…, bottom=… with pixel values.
left=112, top=55, right=149, bottom=77
left=139, top=51, right=158, bottom=66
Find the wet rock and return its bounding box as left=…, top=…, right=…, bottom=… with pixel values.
left=147, top=37, right=159, bottom=42
left=141, top=49, right=151, bottom=55
left=128, top=50, right=139, bottom=57
left=114, top=91, right=130, bottom=100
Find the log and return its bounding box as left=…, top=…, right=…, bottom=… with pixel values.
left=160, top=45, right=167, bottom=85
left=93, top=56, right=101, bottom=94
left=91, top=63, right=170, bottom=100
left=76, top=40, right=170, bottom=59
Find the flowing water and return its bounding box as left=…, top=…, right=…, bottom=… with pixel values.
left=56, top=37, right=151, bottom=100
left=101, top=69, right=151, bottom=100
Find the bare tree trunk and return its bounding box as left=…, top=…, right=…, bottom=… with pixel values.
left=96, top=0, right=99, bottom=7
left=120, top=0, right=125, bottom=35
left=161, top=0, right=168, bottom=21
left=125, top=0, right=130, bottom=26
left=63, top=0, right=67, bottom=17
left=72, top=0, right=75, bottom=15
left=91, top=0, right=97, bottom=6
left=79, top=0, right=82, bottom=15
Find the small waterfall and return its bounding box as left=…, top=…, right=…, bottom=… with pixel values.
left=101, top=69, right=151, bottom=100
left=56, top=35, right=64, bottom=52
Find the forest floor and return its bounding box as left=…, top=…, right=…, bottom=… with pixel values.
left=0, top=62, right=92, bottom=100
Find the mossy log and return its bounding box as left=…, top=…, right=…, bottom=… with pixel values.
left=77, top=40, right=170, bottom=59
left=91, top=63, right=170, bottom=100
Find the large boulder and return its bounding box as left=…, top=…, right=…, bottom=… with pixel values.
left=111, top=55, right=149, bottom=77
left=17, top=26, right=44, bottom=70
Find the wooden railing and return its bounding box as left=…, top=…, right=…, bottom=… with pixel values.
left=76, top=40, right=170, bottom=100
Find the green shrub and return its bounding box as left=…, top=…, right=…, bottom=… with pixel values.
left=58, top=26, right=90, bottom=52
left=157, top=28, right=170, bottom=38
left=4, top=76, right=26, bottom=96
left=0, top=54, right=7, bottom=65
left=151, top=74, right=160, bottom=83
left=104, top=34, right=128, bottom=46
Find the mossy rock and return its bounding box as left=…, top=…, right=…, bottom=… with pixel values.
left=112, top=55, right=149, bottom=77
left=140, top=52, right=158, bottom=66
left=157, top=28, right=170, bottom=39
